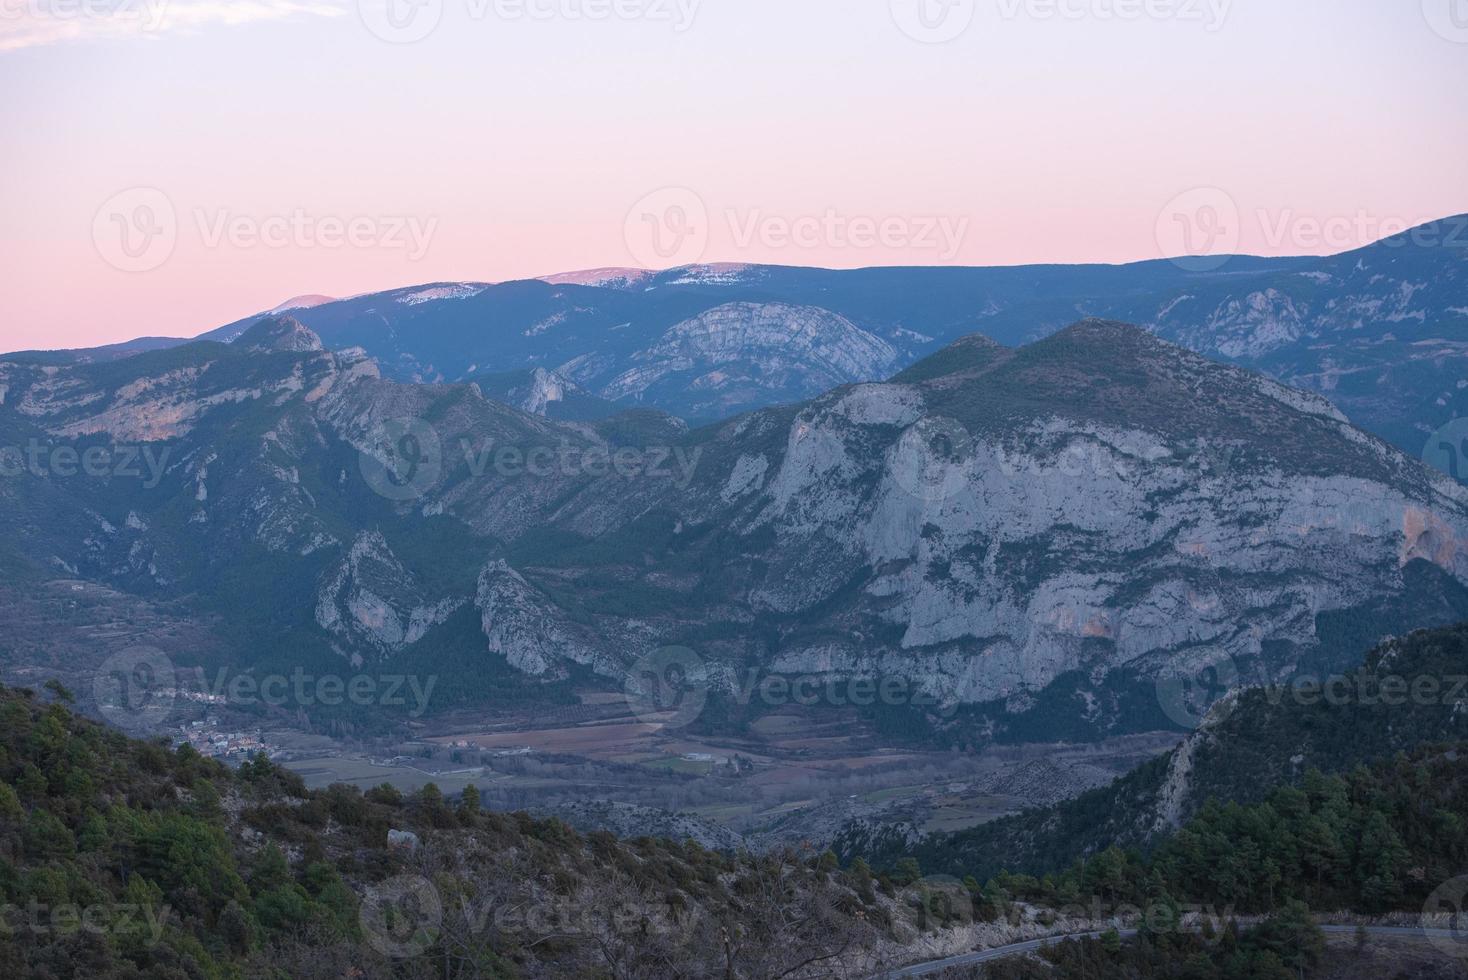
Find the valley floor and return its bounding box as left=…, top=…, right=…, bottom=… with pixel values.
left=261, top=693, right=1181, bottom=851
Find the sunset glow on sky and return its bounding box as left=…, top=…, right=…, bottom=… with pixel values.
left=2, top=0, right=1466, bottom=350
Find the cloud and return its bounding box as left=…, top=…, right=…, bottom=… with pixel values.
left=0, top=0, right=347, bottom=53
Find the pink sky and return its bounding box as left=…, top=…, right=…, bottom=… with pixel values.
left=1, top=0, right=1466, bottom=351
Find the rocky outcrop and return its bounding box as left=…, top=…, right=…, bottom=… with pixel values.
left=236, top=316, right=324, bottom=354
left=316, top=532, right=463, bottom=661
left=474, top=560, right=613, bottom=677
left=515, top=368, right=574, bottom=416
left=601, top=302, right=899, bottom=416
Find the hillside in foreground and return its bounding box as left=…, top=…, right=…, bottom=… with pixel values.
left=844, top=623, right=1468, bottom=884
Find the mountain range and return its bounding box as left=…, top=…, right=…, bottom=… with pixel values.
left=10, top=216, right=1464, bottom=468
left=5, top=311, right=1468, bottom=741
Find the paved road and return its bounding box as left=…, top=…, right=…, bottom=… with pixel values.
left=877, top=924, right=1465, bottom=977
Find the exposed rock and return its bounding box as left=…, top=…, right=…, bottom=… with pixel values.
left=316, top=532, right=464, bottom=658
left=235, top=316, right=324, bottom=354
left=475, top=560, right=614, bottom=677
left=601, top=302, right=899, bottom=416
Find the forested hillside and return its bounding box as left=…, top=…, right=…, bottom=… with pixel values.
left=845, top=625, right=1468, bottom=883
left=0, top=682, right=913, bottom=978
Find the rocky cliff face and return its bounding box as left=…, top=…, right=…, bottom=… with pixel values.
left=316, top=531, right=463, bottom=662
left=567, top=319, right=1468, bottom=714
left=600, top=302, right=900, bottom=417
left=465, top=366, right=618, bottom=421
left=5, top=316, right=1468, bottom=737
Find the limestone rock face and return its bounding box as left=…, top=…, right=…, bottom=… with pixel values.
left=601, top=302, right=900, bottom=417
left=316, top=532, right=463, bottom=660
left=474, top=560, right=619, bottom=677
left=416, top=321, right=1468, bottom=721
left=236, top=316, right=324, bottom=355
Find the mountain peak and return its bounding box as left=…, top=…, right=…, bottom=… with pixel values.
left=234, top=316, right=324, bottom=354
left=1050, top=317, right=1159, bottom=344
left=1022, top=317, right=1177, bottom=367
left=892, top=332, right=1008, bottom=384
left=538, top=267, right=655, bottom=289
left=267, top=294, right=336, bottom=315
left=1045, top=318, right=1168, bottom=352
